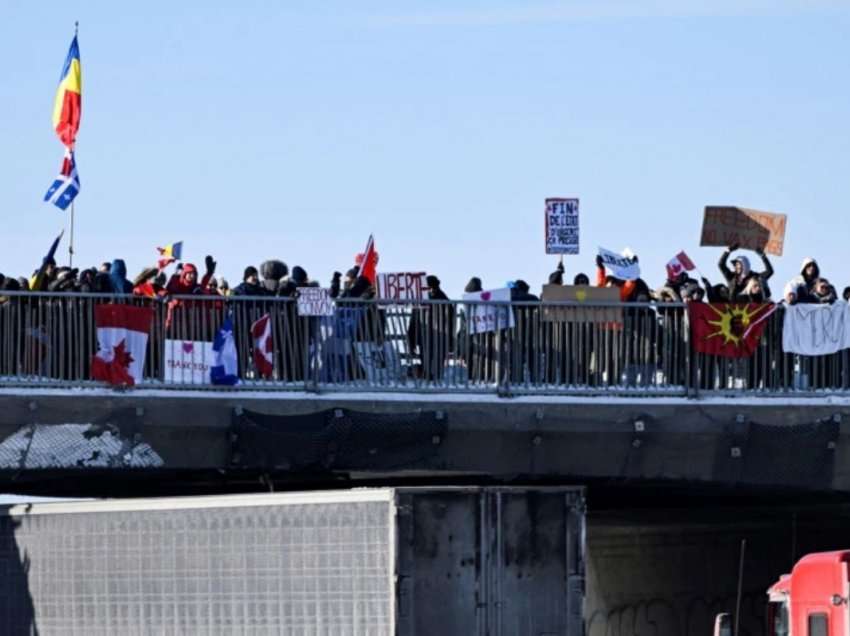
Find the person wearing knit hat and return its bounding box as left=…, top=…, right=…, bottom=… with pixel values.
left=232, top=265, right=266, bottom=296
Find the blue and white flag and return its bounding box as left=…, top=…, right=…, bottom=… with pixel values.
left=44, top=149, right=80, bottom=211
left=210, top=315, right=239, bottom=386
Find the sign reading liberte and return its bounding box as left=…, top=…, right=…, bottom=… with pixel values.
left=545, top=198, right=580, bottom=255
left=376, top=272, right=427, bottom=302
left=700, top=206, right=787, bottom=256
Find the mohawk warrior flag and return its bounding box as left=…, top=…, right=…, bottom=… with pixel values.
left=52, top=34, right=82, bottom=149
left=688, top=303, right=775, bottom=358
left=355, top=234, right=378, bottom=285
left=251, top=314, right=274, bottom=379
left=666, top=250, right=696, bottom=280
left=90, top=305, right=154, bottom=386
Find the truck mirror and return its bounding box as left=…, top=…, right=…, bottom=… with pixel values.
left=714, top=612, right=732, bottom=636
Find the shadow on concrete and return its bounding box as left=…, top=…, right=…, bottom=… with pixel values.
left=0, top=508, right=39, bottom=635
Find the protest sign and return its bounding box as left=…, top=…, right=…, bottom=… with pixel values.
left=545, top=198, right=580, bottom=255
left=297, top=288, right=334, bottom=316
left=164, top=339, right=215, bottom=384
left=376, top=272, right=427, bottom=302
left=700, top=206, right=787, bottom=256
left=598, top=247, right=640, bottom=281
left=541, top=285, right=622, bottom=323
left=462, top=288, right=515, bottom=335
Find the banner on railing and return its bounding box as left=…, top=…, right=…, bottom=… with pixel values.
left=688, top=303, right=773, bottom=358
left=545, top=198, right=580, bottom=255
left=598, top=247, right=640, bottom=281
left=297, top=288, right=334, bottom=316
left=165, top=339, right=215, bottom=384
left=462, top=288, right=515, bottom=334
left=540, top=285, right=622, bottom=323
left=91, top=305, right=154, bottom=387
left=376, top=272, right=427, bottom=302
left=783, top=303, right=850, bottom=355
left=700, top=206, right=787, bottom=256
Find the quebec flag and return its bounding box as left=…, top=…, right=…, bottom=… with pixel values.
left=44, top=149, right=80, bottom=211
left=210, top=315, right=239, bottom=386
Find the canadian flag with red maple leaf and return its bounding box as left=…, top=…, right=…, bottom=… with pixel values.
left=91, top=305, right=154, bottom=386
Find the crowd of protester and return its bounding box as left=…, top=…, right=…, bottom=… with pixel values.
left=1, top=244, right=849, bottom=390
left=2, top=242, right=850, bottom=306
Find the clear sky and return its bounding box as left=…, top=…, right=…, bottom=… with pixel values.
left=2, top=0, right=849, bottom=297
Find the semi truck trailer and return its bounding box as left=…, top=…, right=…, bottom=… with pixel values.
left=0, top=486, right=585, bottom=635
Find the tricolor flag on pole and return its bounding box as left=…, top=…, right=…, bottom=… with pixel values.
left=251, top=314, right=274, bottom=379
left=52, top=33, right=82, bottom=149
left=666, top=250, right=696, bottom=280
left=90, top=305, right=154, bottom=387
left=44, top=149, right=80, bottom=210
left=156, top=241, right=183, bottom=271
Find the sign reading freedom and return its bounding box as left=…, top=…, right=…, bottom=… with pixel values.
left=700, top=206, right=787, bottom=256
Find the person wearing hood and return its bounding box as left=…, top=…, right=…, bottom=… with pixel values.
left=784, top=257, right=824, bottom=304
left=165, top=256, right=217, bottom=338
left=104, top=259, right=133, bottom=295
left=718, top=244, right=774, bottom=301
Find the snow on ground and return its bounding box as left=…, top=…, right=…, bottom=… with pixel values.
left=0, top=423, right=164, bottom=469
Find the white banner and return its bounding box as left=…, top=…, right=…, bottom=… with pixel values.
left=462, top=288, right=515, bottom=335
left=783, top=303, right=850, bottom=355
left=598, top=247, right=640, bottom=281
left=545, top=198, right=579, bottom=255
left=164, top=339, right=215, bottom=384
left=297, top=288, right=335, bottom=316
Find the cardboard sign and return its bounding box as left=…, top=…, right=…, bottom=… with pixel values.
left=545, top=198, right=580, bottom=255
left=462, top=288, right=515, bottom=335
left=376, top=272, right=427, bottom=302
left=541, top=285, right=622, bottom=323
left=700, top=206, right=787, bottom=256
left=164, top=339, right=215, bottom=384
left=598, top=247, right=640, bottom=281
left=297, top=288, right=334, bottom=316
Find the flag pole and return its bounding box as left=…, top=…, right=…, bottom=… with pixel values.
left=68, top=20, right=78, bottom=268
left=69, top=200, right=75, bottom=268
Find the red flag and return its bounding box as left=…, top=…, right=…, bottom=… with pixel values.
left=357, top=234, right=378, bottom=285
left=251, top=314, right=274, bottom=379
left=90, top=305, right=154, bottom=386
left=666, top=250, right=696, bottom=280
left=688, top=303, right=773, bottom=358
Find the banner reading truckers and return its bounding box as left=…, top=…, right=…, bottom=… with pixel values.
left=700, top=206, right=787, bottom=256
left=689, top=303, right=775, bottom=358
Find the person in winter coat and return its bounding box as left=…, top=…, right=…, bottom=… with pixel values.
left=574, top=273, right=590, bottom=286
left=259, top=260, right=288, bottom=295
left=784, top=258, right=825, bottom=304
left=109, top=259, right=134, bottom=295
left=165, top=257, right=218, bottom=338
left=548, top=260, right=565, bottom=286
left=231, top=266, right=267, bottom=297
left=133, top=267, right=166, bottom=298
left=408, top=275, right=454, bottom=382
left=511, top=280, right=541, bottom=384
left=718, top=244, right=774, bottom=301
left=739, top=276, right=768, bottom=304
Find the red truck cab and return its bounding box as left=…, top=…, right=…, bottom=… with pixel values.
left=766, top=551, right=850, bottom=636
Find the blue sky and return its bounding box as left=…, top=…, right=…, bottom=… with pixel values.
left=2, top=1, right=849, bottom=296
